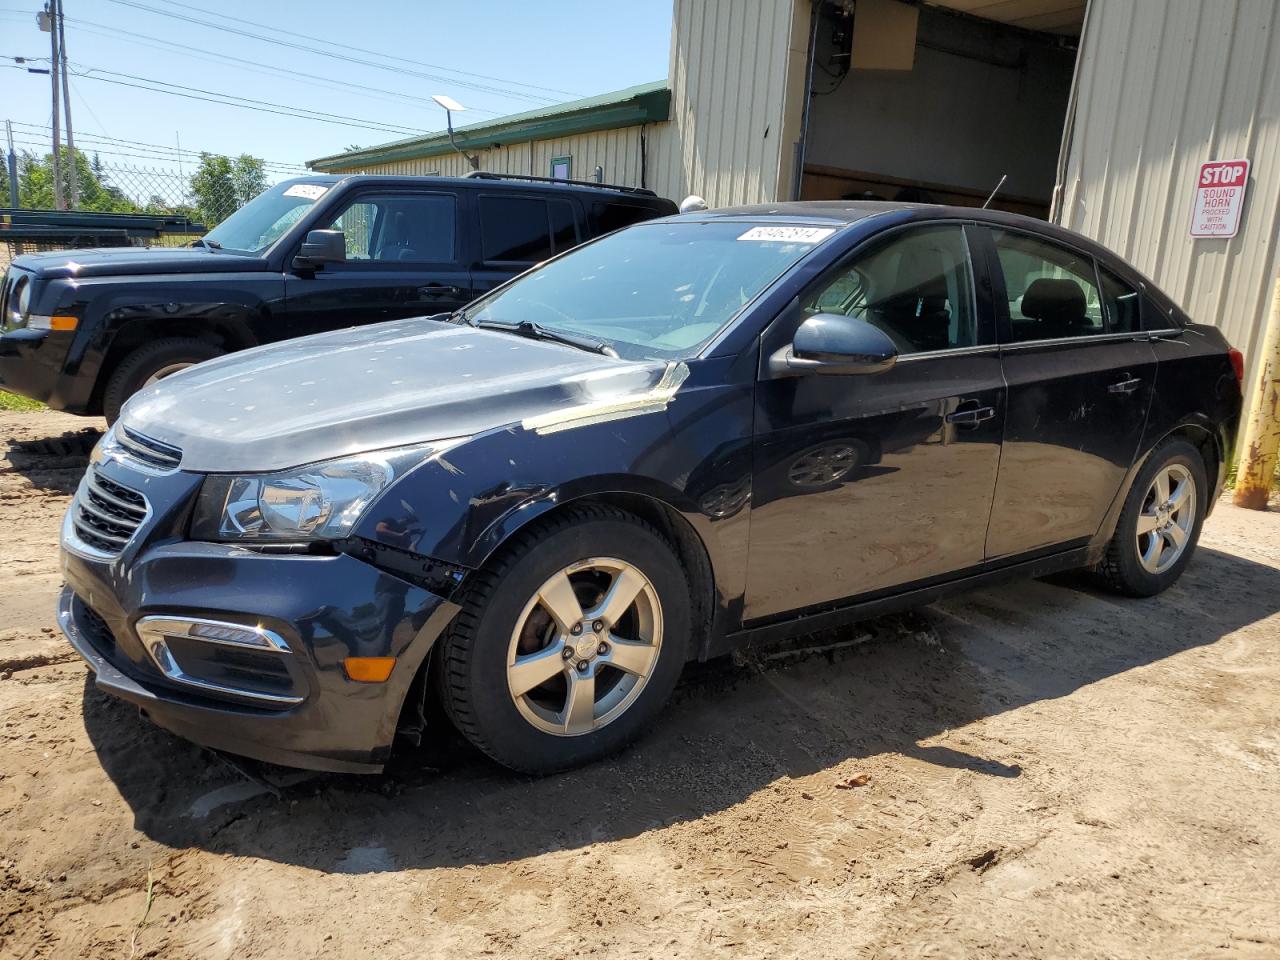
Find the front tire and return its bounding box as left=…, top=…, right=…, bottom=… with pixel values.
left=102, top=337, right=223, bottom=424
left=437, top=504, right=690, bottom=774
left=1095, top=438, right=1207, bottom=597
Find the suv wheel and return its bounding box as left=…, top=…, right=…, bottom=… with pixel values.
left=103, top=338, right=223, bottom=424
left=1096, top=438, right=1207, bottom=597
left=437, top=504, right=690, bottom=774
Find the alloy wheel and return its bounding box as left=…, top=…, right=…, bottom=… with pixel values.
left=142, top=362, right=195, bottom=388
left=1136, top=463, right=1196, bottom=574
left=787, top=442, right=859, bottom=487
left=506, top=557, right=663, bottom=737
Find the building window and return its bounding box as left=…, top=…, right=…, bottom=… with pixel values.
left=550, top=156, right=572, bottom=180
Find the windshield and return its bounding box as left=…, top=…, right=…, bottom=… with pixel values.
left=463, top=220, right=834, bottom=360
left=201, top=180, right=332, bottom=255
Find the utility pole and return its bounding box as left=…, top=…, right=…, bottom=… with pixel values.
left=57, top=0, right=77, bottom=209
left=44, top=1, right=64, bottom=210
left=5, top=120, right=18, bottom=208
left=1233, top=273, right=1280, bottom=510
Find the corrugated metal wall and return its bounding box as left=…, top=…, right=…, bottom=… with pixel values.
left=651, top=0, right=808, bottom=206
left=1057, top=0, right=1280, bottom=397
left=315, top=0, right=811, bottom=207
left=322, top=126, right=659, bottom=188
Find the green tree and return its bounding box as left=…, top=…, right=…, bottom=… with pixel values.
left=189, top=153, right=267, bottom=226
left=16, top=148, right=139, bottom=213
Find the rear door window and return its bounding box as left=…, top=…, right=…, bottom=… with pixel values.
left=480, top=196, right=578, bottom=264
left=991, top=229, right=1104, bottom=342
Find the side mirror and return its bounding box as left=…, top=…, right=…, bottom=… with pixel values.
left=769, top=313, right=898, bottom=377
left=292, top=229, right=347, bottom=270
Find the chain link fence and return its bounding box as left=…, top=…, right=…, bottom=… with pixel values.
left=2, top=154, right=305, bottom=265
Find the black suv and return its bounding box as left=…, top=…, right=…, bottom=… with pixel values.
left=0, top=172, right=676, bottom=422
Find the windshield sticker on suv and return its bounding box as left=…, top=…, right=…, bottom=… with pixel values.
left=737, top=226, right=835, bottom=244
left=283, top=184, right=329, bottom=200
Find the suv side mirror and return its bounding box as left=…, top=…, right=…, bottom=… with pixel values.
left=292, top=229, right=347, bottom=271
left=768, top=313, right=899, bottom=377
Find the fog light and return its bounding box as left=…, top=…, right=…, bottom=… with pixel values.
left=136, top=616, right=290, bottom=652
left=343, top=657, right=396, bottom=683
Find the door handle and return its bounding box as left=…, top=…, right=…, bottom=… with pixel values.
left=418, top=284, right=462, bottom=298
left=1108, top=376, right=1142, bottom=395
left=945, top=402, right=996, bottom=426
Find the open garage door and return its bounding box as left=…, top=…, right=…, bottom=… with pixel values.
left=799, top=0, right=1086, bottom=219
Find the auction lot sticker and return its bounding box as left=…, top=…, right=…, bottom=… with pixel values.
left=737, top=226, right=835, bottom=244
left=1189, top=159, right=1250, bottom=239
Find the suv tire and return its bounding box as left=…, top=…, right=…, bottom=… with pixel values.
left=437, top=504, right=690, bottom=774
left=103, top=338, right=223, bottom=424
left=1095, top=437, right=1207, bottom=597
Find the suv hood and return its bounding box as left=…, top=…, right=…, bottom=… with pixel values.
left=12, top=247, right=269, bottom=280
left=120, top=318, right=680, bottom=473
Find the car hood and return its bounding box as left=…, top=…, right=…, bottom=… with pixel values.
left=120, top=318, right=681, bottom=473
left=12, top=247, right=269, bottom=280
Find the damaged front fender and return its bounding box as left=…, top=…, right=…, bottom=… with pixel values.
left=348, top=355, right=756, bottom=625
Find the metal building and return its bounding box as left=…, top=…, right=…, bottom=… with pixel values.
left=310, top=0, right=1279, bottom=410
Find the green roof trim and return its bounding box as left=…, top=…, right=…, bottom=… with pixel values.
left=309, top=81, right=670, bottom=171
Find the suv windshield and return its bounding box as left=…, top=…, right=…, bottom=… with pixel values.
left=463, top=221, right=832, bottom=360
left=201, top=180, right=331, bottom=255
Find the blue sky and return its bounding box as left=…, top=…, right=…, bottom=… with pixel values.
left=0, top=0, right=673, bottom=179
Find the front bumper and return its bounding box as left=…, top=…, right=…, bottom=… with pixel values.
left=0, top=328, right=86, bottom=411
left=59, top=538, right=460, bottom=773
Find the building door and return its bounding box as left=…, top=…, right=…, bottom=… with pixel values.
left=982, top=226, right=1157, bottom=559
left=745, top=223, right=1006, bottom=621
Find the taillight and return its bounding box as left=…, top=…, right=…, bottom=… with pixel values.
left=1228, top=347, right=1245, bottom=383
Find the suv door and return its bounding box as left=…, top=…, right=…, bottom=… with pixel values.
left=283, top=189, right=473, bottom=338
left=745, top=223, right=1006, bottom=621
left=981, top=226, right=1157, bottom=559
left=470, top=193, right=582, bottom=298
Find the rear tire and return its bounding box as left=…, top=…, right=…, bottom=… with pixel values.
left=1095, top=438, right=1207, bottom=597
left=102, top=337, right=223, bottom=425
left=436, top=504, right=690, bottom=774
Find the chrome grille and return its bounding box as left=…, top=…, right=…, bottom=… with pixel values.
left=117, top=426, right=182, bottom=470
left=72, top=465, right=148, bottom=555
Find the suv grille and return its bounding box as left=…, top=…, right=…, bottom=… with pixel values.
left=116, top=427, right=182, bottom=470
left=72, top=466, right=148, bottom=555
left=0, top=269, right=15, bottom=331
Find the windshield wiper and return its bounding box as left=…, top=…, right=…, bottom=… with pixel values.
left=474, top=319, right=618, bottom=357
left=192, top=237, right=222, bottom=250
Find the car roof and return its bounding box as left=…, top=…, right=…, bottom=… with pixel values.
left=283, top=173, right=667, bottom=203
left=674, top=200, right=1184, bottom=322
left=670, top=200, right=1139, bottom=272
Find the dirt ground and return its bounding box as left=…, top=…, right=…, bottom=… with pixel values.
left=2, top=407, right=1278, bottom=960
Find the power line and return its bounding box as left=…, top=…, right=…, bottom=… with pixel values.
left=7, top=137, right=302, bottom=177
left=8, top=133, right=307, bottom=173
left=8, top=121, right=308, bottom=170
left=104, top=0, right=584, bottom=102
left=2, top=61, right=435, bottom=136
left=101, top=0, right=577, bottom=107
left=59, top=16, right=504, bottom=119
left=9, top=120, right=307, bottom=167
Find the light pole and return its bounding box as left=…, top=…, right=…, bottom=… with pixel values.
left=431, top=95, right=479, bottom=172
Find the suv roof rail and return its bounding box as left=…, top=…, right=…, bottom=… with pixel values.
left=462, top=170, right=657, bottom=197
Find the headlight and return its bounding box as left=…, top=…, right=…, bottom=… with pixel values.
left=190, top=441, right=461, bottom=542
